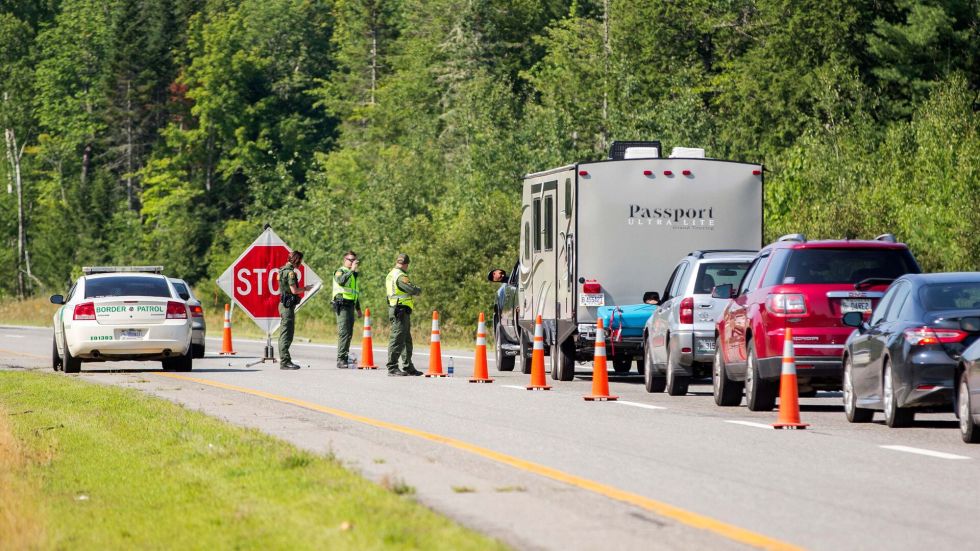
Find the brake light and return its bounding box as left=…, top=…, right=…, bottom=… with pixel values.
left=189, top=304, right=204, bottom=318
left=73, top=302, right=96, bottom=320
left=679, top=297, right=694, bottom=324
left=903, top=327, right=967, bottom=346
left=166, top=301, right=188, bottom=319
left=766, top=294, right=807, bottom=316
left=583, top=280, right=601, bottom=294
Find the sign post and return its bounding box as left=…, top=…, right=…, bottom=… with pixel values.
left=216, top=226, right=322, bottom=365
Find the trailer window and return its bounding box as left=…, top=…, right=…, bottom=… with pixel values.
left=533, top=198, right=542, bottom=252
left=523, top=222, right=530, bottom=260
left=544, top=197, right=554, bottom=251
left=564, top=178, right=572, bottom=218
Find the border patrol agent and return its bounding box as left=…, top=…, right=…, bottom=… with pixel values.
left=385, top=253, right=422, bottom=376
left=332, top=250, right=362, bottom=368
left=278, top=250, right=312, bottom=370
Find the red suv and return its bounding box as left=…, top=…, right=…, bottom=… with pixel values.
left=712, top=234, right=920, bottom=410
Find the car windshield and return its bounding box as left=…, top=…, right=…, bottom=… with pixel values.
left=84, top=276, right=172, bottom=298
left=694, top=262, right=751, bottom=294
left=171, top=281, right=190, bottom=300
left=779, top=249, right=917, bottom=285
left=919, top=282, right=980, bottom=311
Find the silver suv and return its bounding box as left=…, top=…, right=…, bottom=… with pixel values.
left=642, top=250, right=756, bottom=395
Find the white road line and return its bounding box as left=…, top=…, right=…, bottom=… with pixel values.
left=880, top=445, right=971, bottom=460
left=725, top=420, right=774, bottom=430
left=501, top=385, right=527, bottom=390
left=617, top=400, right=666, bottom=410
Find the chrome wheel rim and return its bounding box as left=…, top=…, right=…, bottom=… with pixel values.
left=960, top=379, right=971, bottom=435
left=884, top=366, right=894, bottom=420
left=666, top=348, right=674, bottom=387
left=713, top=348, right=722, bottom=395
left=644, top=346, right=652, bottom=387
left=746, top=351, right=755, bottom=398
left=843, top=360, right=854, bottom=416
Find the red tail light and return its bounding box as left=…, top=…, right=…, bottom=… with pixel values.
left=766, top=294, right=807, bottom=316
left=166, top=301, right=188, bottom=319
left=583, top=280, right=601, bottom=294
left=679, top=297, right=694, bottom=324
left=73, top=302, right=96, bottom=320
left=189, top=304, right=204, bottom=318
left=903, top=327, right=967, bottom=346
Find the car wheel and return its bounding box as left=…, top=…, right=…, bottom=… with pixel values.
left=494, top=325, right=515, bottom=372
left=552, top=338, right=576, bottom=382
left=63, top=345, right=81, bottom=374
left=612, top=356, right=632, bottom=373
left=713, top=343, right=743, bottom=406
left=175, top=354, right=193, bottom=372
left=644, top=341, right=666, bottom=393
left=52, top=336, right=63, bottom=371
left=843, top=356, right=873, bottom=423
left=883, top=360, right=914, bottom=428
left=959, top=375, right=979, bottom=443
left=745, top=341, right=776, bottom=411
left=519, top=329, right=533, bottom=375
left=665, top=346, right=690, bottom=396
left=191, top=343, right=205, bottom=359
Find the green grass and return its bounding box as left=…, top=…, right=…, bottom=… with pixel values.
left=0, top=371, right=509, bottom=550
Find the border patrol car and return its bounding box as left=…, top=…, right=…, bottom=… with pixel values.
left=50, top=266, right=194, bottom=373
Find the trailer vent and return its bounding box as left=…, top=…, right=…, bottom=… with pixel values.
left=609, top=141, right=661, bottom=160
left=669, top=147, right=706, bottom=158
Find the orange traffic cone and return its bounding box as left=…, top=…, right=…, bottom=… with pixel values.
left=526, top=315, right=551, bottom=390
left=584, top=318, right=617, bottom=401
left=425, top=311, right=448, bottom=377
left=219, top=303, right=236, bottom=355
left=773, top=327, right=809, bottom=429
left=357, top=308, right=378, bottom=369
left=470, top=312, right=493, bottom=383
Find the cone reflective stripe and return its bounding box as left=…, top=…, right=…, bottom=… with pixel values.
left=470, top=312, right=493, bottom=383
left=219, top=303, right=236, bottom=355
left=526, top=315, right=551, bottom=390
left=773, top=327, right=809, bottom=429
left=584, top=318, right=617, bottom=401
left=357, top=308, right=378, bottom=369
left=425, top=311, right=448, bottom=377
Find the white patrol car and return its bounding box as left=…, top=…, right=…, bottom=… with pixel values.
left=50, top=266, right=194, bottom=373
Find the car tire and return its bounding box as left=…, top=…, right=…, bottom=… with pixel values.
left=164, top=354, right=193, bottom=372
left=191, top=343, right=205, bottom=359
left=519, top=329, right=532, bottom=375
left=612, top=356, right=632, bottom=373
left=495, top=325, right=515, bottom=372
left=52, top=336, right=63, bottom=372
left=958, top=375, right=979, bottom=444
left=552, top=338, right=575, bottom=382
left=745, top=341, right=776, bottom=411
left=643, top=341, right=666, bottom=393
left=883, top=360, right=914, bottom=428
left=843, top=356, right=873, bottom=423
left=665, top=346, right=689, bottom=396
left=713, top=343, right=743, bottom=406
left=63, top=345, right=81, bottom=374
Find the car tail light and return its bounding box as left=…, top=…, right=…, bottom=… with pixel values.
left=189, top=304, right=203, bottom=318
left=583, top=280, right=601, bottom=294
left=166, top=301, right=188, bottom=319
left=766, top=294, right=807, bottom=316
left=73, top=302, right=96, bottom=320
left=903, top=327, right=967, bottom=346
left=679, top=297, right=694, bottom=324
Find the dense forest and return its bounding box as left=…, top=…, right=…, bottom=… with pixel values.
left=1, top=0, right=978, bottom=327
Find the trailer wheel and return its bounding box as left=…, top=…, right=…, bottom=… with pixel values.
left=551, top=338, right=575, bottom=382
left=612, top=356, right=632, bottom=373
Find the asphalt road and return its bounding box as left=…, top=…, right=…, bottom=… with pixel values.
left=2, top=324, right=978, bottom=551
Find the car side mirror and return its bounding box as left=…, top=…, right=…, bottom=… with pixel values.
left=50, top=294, right=64, bottom=305
left=960, top=317, right=980, bottom=332
left=486, top=268, right=508, bottom=283
left=842, top=311, right=866, bottom=331
left=711, top=284, right=733, bottom=299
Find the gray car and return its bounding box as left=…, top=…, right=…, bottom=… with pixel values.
left=169, top=278, right=206, bottom=358
left=643, top=250, right=756, bottom=395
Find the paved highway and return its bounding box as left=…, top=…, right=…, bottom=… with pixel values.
left=2, top=324, right=978, bottom=551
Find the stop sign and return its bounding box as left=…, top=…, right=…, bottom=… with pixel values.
left=216, top=227, right=323, bottom=334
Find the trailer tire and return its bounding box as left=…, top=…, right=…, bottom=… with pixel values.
left=551, top=338, right=575, bottom=382
left=612, top=356, right=632, bottom=373
left=495, top=325, right=515, bottom=372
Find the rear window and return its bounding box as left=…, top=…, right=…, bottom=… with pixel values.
left=778, top=249, right=918, bottom=285
left=920, top=283, right=980, bottom=311
left=694, top=262, right=752, bottom=294
left=171, top=281, right=190, bottom=300
left=84, top=276, right=172, bottom=299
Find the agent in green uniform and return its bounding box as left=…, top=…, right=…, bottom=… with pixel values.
left=332, top=250, right=362, bottom=368
left=278, top=251, right=312, bottom=370
left=385, top=253, right=422, bottom=376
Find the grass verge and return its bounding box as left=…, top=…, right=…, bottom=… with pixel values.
left=0, top=371, right=508, bottom=550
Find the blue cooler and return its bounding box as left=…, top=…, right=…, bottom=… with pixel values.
left=597, top=303, right=657, bottom=340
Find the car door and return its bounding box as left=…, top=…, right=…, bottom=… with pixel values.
left=56, top=280, right=79, bottom=354
left=726, top=255, right=766, bottom=366
left=652, top=261, right=688, bottom=367
left=850, top=283, right=899, bottom=400
left=867, top=282, right=911, bottom=402
left=500, top=262, right=520, bottom=343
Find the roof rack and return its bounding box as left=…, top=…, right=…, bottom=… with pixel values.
left=777, top=233, right=806, bottom=243
left=874, top=233, right=897, bottom=243
left=82, top=266, right=164, bottom=275
left=689, top=249, right=758, bottom=259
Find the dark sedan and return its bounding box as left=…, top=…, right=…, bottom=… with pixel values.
left=841, top=273, right=980, bottom=427
left=957, top=339, right=980, bottom=443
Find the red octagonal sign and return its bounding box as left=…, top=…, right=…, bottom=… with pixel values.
left=217, top=227, right=322, bottom=333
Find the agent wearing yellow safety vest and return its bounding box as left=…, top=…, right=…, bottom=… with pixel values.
left=385, top=253, right=423, bottom=376
left=332, top=250, right=362, bottom=368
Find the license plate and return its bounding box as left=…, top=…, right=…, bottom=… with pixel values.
left=118, top=329, right=144, bottom=340
left=841, top=298, right=872, bottom=314
left=696, top=338, right=716, bottom=354
left=579, top=293, right=605, bottom=307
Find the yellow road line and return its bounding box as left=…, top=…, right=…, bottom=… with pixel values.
left=155, top=372, right=802, bottom=551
